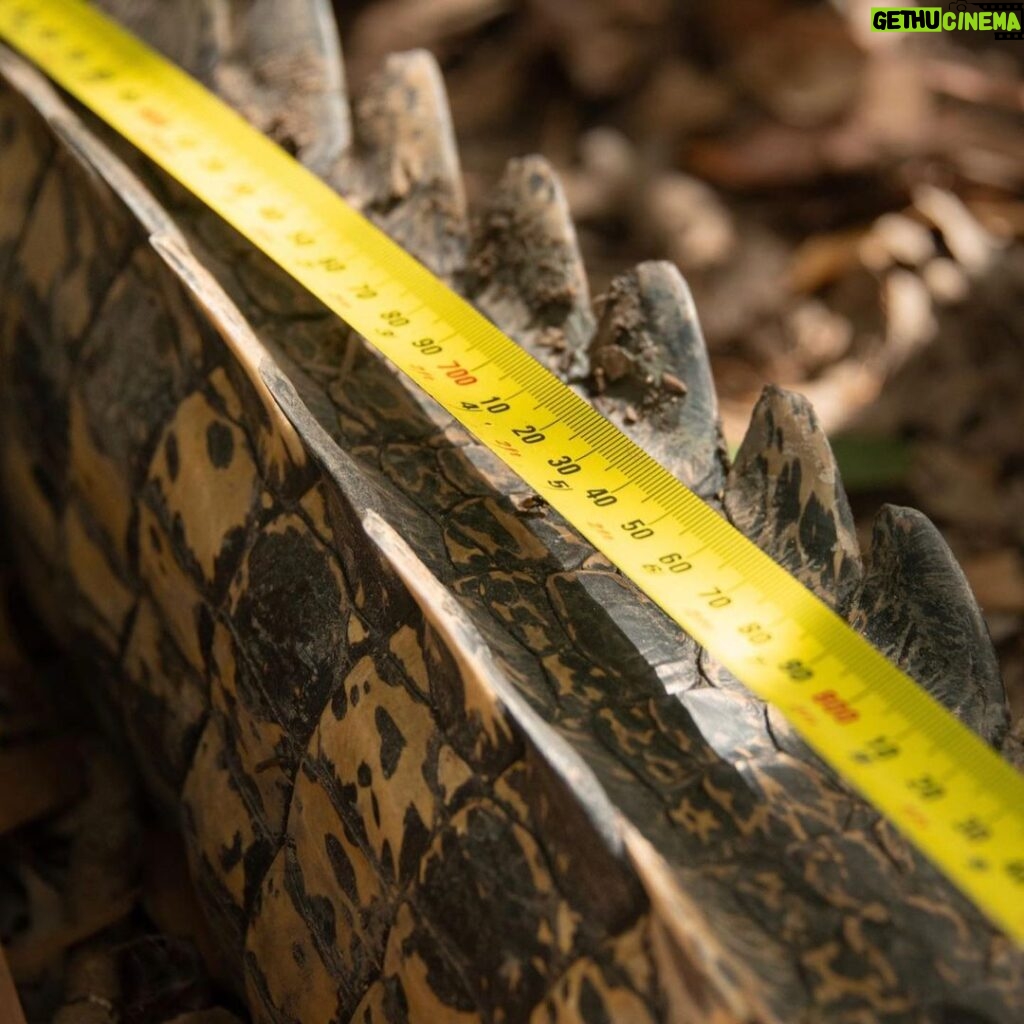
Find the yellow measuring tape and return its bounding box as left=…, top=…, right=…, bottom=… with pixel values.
left=3, top=0, right=1023, bottom=942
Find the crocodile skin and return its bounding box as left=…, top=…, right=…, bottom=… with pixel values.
left=0, top=3, right=1021, bottom=1022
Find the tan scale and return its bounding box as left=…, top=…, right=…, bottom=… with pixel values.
left=121, top=595, right=209, bottom=802
left=137, top=502, right=207, bottom=672
left=243, top=848, right=348, bottom=1022
left=181, top=713, right=272, bottom=952
left=68, top=391, right=134, bottom=563
left=309, top=652, right=438, bottom=876
left=381, top=902, right=479, bottom=1024
left=62, top=501, right=134, bottom=649
left=147, top=389, right=259, bottom=586
left=207, top=617, right=293, bottom=834
left=283, top=760, right=388, bottom=965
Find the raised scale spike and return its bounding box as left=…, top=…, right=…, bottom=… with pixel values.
left=724, top=384, right=862, bottom=608
left=466, top=155, right=594, bottom=378
left=850, top=505, right=1010, bottom=747
left=341, top=49, right=467, bottom=279
left=96, top=0, right=350, bottom=172
left=587, top=260, right=727, bottom=502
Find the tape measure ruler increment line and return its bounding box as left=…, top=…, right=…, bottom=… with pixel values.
left=2, top=0, right=1023, bottom=942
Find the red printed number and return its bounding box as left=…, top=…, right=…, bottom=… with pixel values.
left=812, top=689, right=859, bottom=724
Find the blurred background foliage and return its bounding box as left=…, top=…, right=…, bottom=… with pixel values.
left=336, top=0, right=1024, bottom=723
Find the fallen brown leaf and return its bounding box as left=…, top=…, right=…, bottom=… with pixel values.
left=963, top=550, right=1024, bottom=613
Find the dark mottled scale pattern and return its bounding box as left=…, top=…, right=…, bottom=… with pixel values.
left=0, top=3, right=1022, bottom=1023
